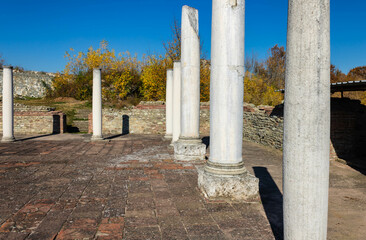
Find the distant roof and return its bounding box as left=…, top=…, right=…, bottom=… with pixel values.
left=276, top=80, right=366, bottom=93
left=331, top=80, right=366, bottom=93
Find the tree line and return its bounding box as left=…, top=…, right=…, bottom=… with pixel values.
left=1, top=21, right=365, bottom=107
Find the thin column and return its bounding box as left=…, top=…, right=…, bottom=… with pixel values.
left=92, top=68, right=103, bottom=141
left=198, top=0, right=258, bottom=201
left=171, top=61, right=181, bottom=144
left=283, top=0, right=330, bottom=239
left=1, top=66, right=15, bottom=142
left=165, top=69, right=173, bottom=139
left=174, top=5, right=206, bottom=161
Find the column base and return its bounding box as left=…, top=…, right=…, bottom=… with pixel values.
left=91, top=135, right=104, bottom=141
left=174, top=138, right=206, bottom=161
left=1, top=136, right=15, bottom=143
left=164, top=134, right=172, bottom=140
left=198, top=163, right=259, bottom=202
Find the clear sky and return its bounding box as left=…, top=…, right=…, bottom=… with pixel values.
left=0, top=0, right=365, bottom=74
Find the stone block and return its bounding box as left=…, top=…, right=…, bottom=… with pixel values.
left=173, top=139, right=206, bottom=161
left=197, top=167, right=259, bottom=202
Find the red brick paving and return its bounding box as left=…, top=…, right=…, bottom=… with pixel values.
left=0, top=135, right=275, bottom=239
left=0, top=134, right=365, bottom=239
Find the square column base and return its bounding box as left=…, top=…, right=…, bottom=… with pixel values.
left=198, top=167, right=259, bottom=202
left=1, top=136, right=15, bottom=143
left=174, top=138, right=206, bottom=161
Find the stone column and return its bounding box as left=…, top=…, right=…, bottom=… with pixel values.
left=165, top=69, right=173, bottom=139
left=283, top=0, right=330, bottom=239
left=171, top=61, right=181, bottom=144
left=91, top=68, right=103, bottom=141
left=198, top=0, right=258, bottom=201
left=1, top=66, right=15, bottom=143
left=174, top=5, right=206, bottom=161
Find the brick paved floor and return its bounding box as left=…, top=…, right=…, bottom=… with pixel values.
left=0, top=134, right=365, bottom=240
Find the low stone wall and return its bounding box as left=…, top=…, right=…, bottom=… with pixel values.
left=87, top=102, right=282, bottom=150
left=88, top=104, right=211, bottom=135
left=0, top=103, right=66, bottom=135
left=0, top=70, right=54, bottom=98
left=243, top=108, right=283, bottom=150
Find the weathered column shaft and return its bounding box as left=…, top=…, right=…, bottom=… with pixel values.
left=283, top=1, right=330, bottom=239
left=92, top=68, right=103, bottom=140
left=171, top=61, right=181, bottom=143
left=2, top=66, right=15, bottom=142
left=165, top=69, right=173, bottom=139
left=198, top=0, right=258, bottom=201
left=209, top=0, right=245, bottom=167
left=180, top=5, right=200, bottom=139
left=174, top=5, right=206, bottom=161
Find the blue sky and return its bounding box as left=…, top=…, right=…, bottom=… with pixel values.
left=0, top=0, right=365, bottom=74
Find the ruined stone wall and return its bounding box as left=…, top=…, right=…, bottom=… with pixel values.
left=0, top=70, right=53, bottom=98
left=88, top=102, right=283, bottom=150
left=243, top=111, right=283, bottom=150
left=330, top=98, right=366, bottom=164
left=88, top=105, right=211, bottom=135
left=0, top=103, right=66, bottom=134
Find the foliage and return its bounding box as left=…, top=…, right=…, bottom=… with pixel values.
left=50, top=41, right=141, bottom=104
left=244, top=73, right=283, bottom=106
left=347, top=66, right=366, bottom=81
left=200, top=60, right=210, bottom=102
left=341, top=66, right=366, bottom=105
left=163, top=19, right=181, bottom=63
left=140, top=55, right=169, bottom=101
left=103, top=53, right=141, bottom=102
left=245, top=45, right=286, bottom=89
left=245, top=53, right=266, bottom=77
left=265, top=45, right=286, bottom=89
left=330, top=64, right=347, bottom=83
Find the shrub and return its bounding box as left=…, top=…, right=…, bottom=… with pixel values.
left=244, top=73, right=283, bottom=106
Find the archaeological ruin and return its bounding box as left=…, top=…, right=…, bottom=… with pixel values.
left=0, top=0, right=365, bottom=239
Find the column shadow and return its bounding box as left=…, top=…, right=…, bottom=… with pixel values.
left=16, top=134, right=55, bottom=141
left=104, top=134, right=123, bottom=140
left=122, top=115, right=130, bottom=135
left=253, top=167, right=284, bottom=240
left=103, top=115, right=130, bottom=140
left=202, top=136, right=210, bottom=149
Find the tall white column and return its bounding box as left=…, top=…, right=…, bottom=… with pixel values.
left=171, top=61, right=181, bottom=144
left=174, top=5, right=206, bottom=161
left=283, top=0, right=330, bottom=239
left=165, top=69, right=173, bottom=139
left=1, top=66, right=15, bottom=143
left=198, top=0, right=258, bottom=201
left=92, top=68, right=103, bottom=141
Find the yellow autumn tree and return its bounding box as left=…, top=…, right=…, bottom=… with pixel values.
left=244, top=73, right=283, bottom=106
left=103, top=52, right=141, bottom=101
left=51, top=41, right=141, bottom=102
left=200, top=60, right=210, bottom=102
left=140, top=55, right=169, bottom=101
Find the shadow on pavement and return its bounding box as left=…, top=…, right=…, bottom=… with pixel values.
left=253, top=167, right=284, bottom=240
left=104, top=134, right=125, bottom=140
left=16, top=134, right=55, bottom=141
